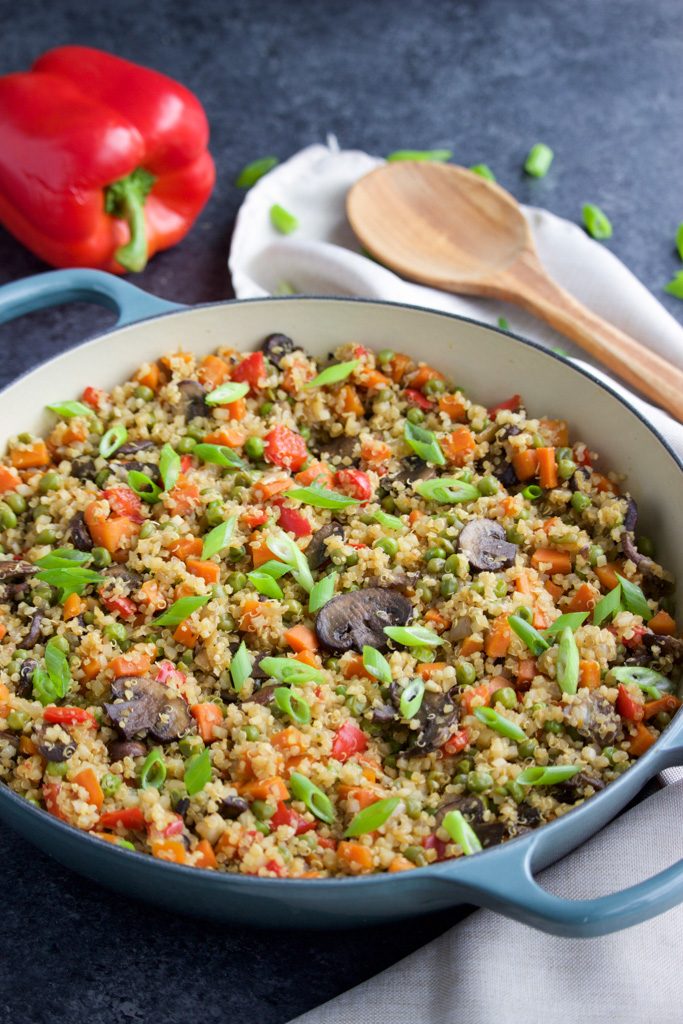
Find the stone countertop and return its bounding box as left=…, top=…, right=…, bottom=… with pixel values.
left=0, top=1, right=681, bottom=1021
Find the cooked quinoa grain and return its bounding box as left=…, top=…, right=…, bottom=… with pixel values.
left=0, top=337, right=680, bottom=877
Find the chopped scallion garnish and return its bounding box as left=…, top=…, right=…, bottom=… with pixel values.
left=362, top=645, right=392, bottom=685
left=442, top=809, right=482, bottom=854
left=159, top=443, right=181, bottom=493
left=152, top=595, right=210, bottom=628
left=230, top=641, right=252, bottom=692
left=285, top=484, right=359, bottom=509
left=344, top=796, right=401, bottom=837
left=474, top=706, right=526, bottom=742
left=524, top=143, right=554, bottom=178
left=258, top=656, right=325, bottom=685
left=309, top=571, right=337, bottom=613
left=235, top=156, right=279, bottom=188
left=508, top=615, right=550, bottom=655
left=274, top=686, right=311, bottom=726
left=304, top=359, right=360, bottom=389
left=413, top=476, right=479, bottom=503
left=404, top=421, right=445, bottom=466
left=556, top=627, right=579, bottom=695
left=99, top=425, right=128, bottom=458
left=205, top=381, right=249, bottom=407
left=582, top=203, right=613, bottom=240
left=289, top=771, right=335, bottom=824
left=270, top=203, right=299, bottom=235
left=470, top=164, right=496, bottom=181
left=399, top=678, right=425, bottom=719
left=384, top=625, right=444, bottom=648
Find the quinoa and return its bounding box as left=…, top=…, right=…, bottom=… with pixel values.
left=0, top=336, right=679, bottom=878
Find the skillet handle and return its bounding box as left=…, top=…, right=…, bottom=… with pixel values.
left=0, top=269, right=184, bottom=328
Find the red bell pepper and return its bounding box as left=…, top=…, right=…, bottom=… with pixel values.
left=43, top=706, right=97, bottom=727
left=0, top=46, right=214, bottom=273
left=331, top=720, right=368, bottom=763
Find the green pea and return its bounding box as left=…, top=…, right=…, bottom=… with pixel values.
left=375, top=389, right=392, bottom=403
left=284, top=598, right=303, bottom=620
left=92, top=546, right=112, bottom=568
left=414, top=646, right=436, bottom=664
left=557, top=459, right=576, bottom=480
left=415, top=582, right=433, bottom=602
left=601, top=746, right=616, bottom=764
left=179, top=735, right=205, bottom=758
left=334, top=684, right=347, bottom=696
left=228, top=571, right=247, bottom=592
left=459, top=470, right=474, bottom=483
left=445, top=511, right=463, bottom=527
left=531, top=433, right=545, bottom=448
left=406, top=407, right=424, bottom=424
left=258, top=401, right=274, bottom=417
left=374, top=537, right=398, bottom=557
left=544, top=720, right=564, bottom=734
left=205, top=502, right=224, bottom=527
left=439, top=537, right=455, bottom=554
left=637, top=536, right=655, bottom=558
left=4, top=492, right=26, bottom=515
left=33, top=582, right=54, bottom=604
left=254, top=821, right=271, bottom=836
left=440, top=574, right=458, bottom=597
left=180, top=649, right=194, bottom=667
left=7, top=709, right=29, bottom=732
left=10, top=649, right=30, bottom=664
left=176, top=436, right=197, bottom=454
left=423, top=378, right=446, bottom=395
left=0, top=504, right=17, bottom=529
left=17, top=432, right=33, bottom=444
left=134, top=385, right=155, bottom=401
left=104, top=622, right=128, bottom=646
left=506, top=527, right=524, bottom=545
left=299, top=426, right=311, bottom=440
left=571, top=491, right=591, bottom=513
left=35, top=528, right=58, bottom=545
left=101, top=773, right=122, bottom=797
left=470, top=581, right=485, bottom=596
left=219, top=614, right=236, bottom=632
left=344, top=551, right=360, bottom=568
left=186, top=423, right=206, bottom=441
left=425, top=546, right=446, bottom=562
left=467, top=770, right=494, bottom=793
left=655, top=711, right=672, bottom=729
left=39, top=471, right=62, bottom=494
left=228, top=545, right=246, bottom=562
left=588, top=544, right=604, bottom=567
left=477, top=475, right=499, bottom=497
left=444, top=553, right=461, bottom=575
left=494, top=579, right=507, bottom=598
left=377, top=348, right=394, bottom=365
left=404, top=845, right=428, bottom=865
left=456, top=662, right=477, bottom=687
left=46, top=761, right=69, bottom=777
left=51, top=635, right=70, bottom=655
left=345, top=694, right=366, bottom=717
left=381, top=495, right=396, bottom=513
left=427, top=557, right=445, bottom=574
left=491, top=686, right=517, bottom=709
left=454, top=758, right=472, bottom=774
left=555, top=447, right=572, bottom=462
left=403, top=794, right=422, bottom=820
left=245, top=436, right=265, bottom=460
left=244, top=725, right=260, bottom=742
left=82, top=611, right=95, bottom=626
left=251, top=799, right=276, bottom=821
left=95, top=469, right=111, bottom=489
left=506, top=780, right=526, bottom=803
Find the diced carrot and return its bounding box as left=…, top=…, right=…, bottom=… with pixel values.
left=462, top=683, right=492, bottom=715
left=57, top=419, right=89, bottom=446
left=360, top=440, right=392, bottom=465
left=134, top=362, right=161, bottom=392
left=225, top=397, right=247, bottom=421
left=72, top=768, right=104, bottom=811
left=251, top=473, right=292, bottom=501
left=271, top=726, right=306, bottom=752
left=190, top=703, right=224, bottom=742
left=198, top=354, right=230, bottom=388
left=595, top=563, right=621, bottom=591
left=442, top=426, right=476, bottom=466
left=11, top=441, right=50, bottom=469
left=90, top=514, right=139, bottom=556
left=417, top=661, right=448, bottom=680
left=294, top=650, right=321, bottom=669
left=579, top=660, right=601, bottom=690
left=357, top=368, right=390, bottom=390
left=169, top=536, right=203, bottom=561
left=536, top=447, right=558, bottom=489
left=500, top=496, right=518, bottom=517
left=342, top=653, right=373, bottom=680
left=567, top=582, right=599, bottom=612
left=512, top=449, right=539, bottom=481
left=151, top=839, right=189, bottom=864
left=438, top=394, right=467, bottom=421
left=386, top=353, right=413, bottom=382
left=337, top=841, right=373, bottom=871
left=424, top=608, right=449, bottom=631
left=515, top=572, right=532, bottom=595
left=643, top=694, right=681, bottom=719
left=628, top=722, right=656, bottom=756
left=250, top=536, right=274, bottom=568
left=539, top=418, right=569, bottom=447
left=109, top=650, right=151, bottom=678
left=166, top=478, right=200, bottom=516
left=0, top=681, right=9, bottom=704
left=173, top=621, right=198, bottom=648
left=0, top=624, right=7, bottom=641
left=174, top=581, right=198, bottom=600
left=545, top=581, right=563, bottom=601
left=532, top=608, right=550, bottom=630
left=159, top=351, right=193, bottom=370
left=203, top=426, right=246, bottom=448
left=338, top=786, right=378, bottom=810
left=460, top=636, right=484, bottom=656
left=408, top=364, right=445, bottom=389
left=485, top=616, right=511, bottom=658
left=240, top=776, right=289, bottom=802
left=593, top=472, right=618, bottom=494
left=19, top=736, right=38, bottom=756
left=408, top=509, right=423, bottom=525
left=186, top=558, right=220, bottom=584
left=284, top=624, right=319, bottom=653
left=0, top=465, right=21, bottom=493
left=531, top=548, right=572, bottom=574
left=338, top=384, right=364, bottom=416
left=239, top=597, right=261, bottom=632
left=195, top=838, right=218, bottom=869
left=648, top=610, right=677, bottom=635
left=516, top=658, right=537, bottom=685
left=82, top=658, right=101, bottom=681
left=139, top=580, right=166, bottom=611
left=295, top=461, right=334, bottom=487
left=388, top=855, right=415, bottom=873
left=62, top=593, right=84, bottom=621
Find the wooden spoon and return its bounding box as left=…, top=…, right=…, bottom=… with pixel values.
left=347, top=161, right=683, bottom=422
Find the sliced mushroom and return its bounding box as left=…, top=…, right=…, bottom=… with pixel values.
left=248, top=684, right=277, bottom=706
left=306, top=522, right=344, bottom=570
left=312, top=434, right=360, bottom=465
left=103, top=565, right=143, bottom=592
left=381, top=456, right=436, bottom=495
left=219, top=794, right=249, bottom=819
left=435, top=795, right=484, bottom=827
left=261, top=332, right=300, bottom=368
left=112, top=460, right=162, bottom=486
left=447, top=615, right=473, bottom=644
left=18, top=614, right=43, bottom=651
left=404, top=686, right=460, bottom=756
left=108, top=740, right=148, bottom=761
left=105, top=676, right=191, bottom=742
left=643, top=632, right=683, bottom=664
left=364, top=571, right=419, bottom=593
left=0, top=560, right=37, bottom=582
left=457, top=519, right=517, bottom=572
left=620, top=496, right=657, bottom=575
left=0, top=730, right=19, bottom=754
left=34, top=726, right=76, bottom=763
left=554, top=771, right=606, bottom=804
left=474, top=822, right=509, bottom=847
left=516, top=801, right=541, bottom=827
left=563, top=695, right=622, bottom=747
left=16, top=657, right=37, bottom=698
left=116, top=440, right=156, bottom=456
left=178, top=379, right=209, bottom=420
left=372, top=704, right=398, bottom=724
left=71, top=457, right=98, bottom=481
left=315, top=587, right=412, bottom=653
left=69, top=511, right=93, bottom=552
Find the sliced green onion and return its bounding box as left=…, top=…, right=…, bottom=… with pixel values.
left=159, top=443, right=181, bottom=493
left=99, top=425, right=128, bottom=458
left=139, top=748, right=166, bottom=790
left=384, top=625, right=444, bottom=648
left=230, top=640, right=252, bottom=693
left=304, top=359, right=360, bottom=389
left=270, top=203, right=299, bottom=235
left=442, top=809, right=482, bottom=854
left=201, top=515, right=237, bottom=560
left=404, top=421, right=445, bottom=465
left=362, top=645, right=392, bottom=685
left=372, top=509, right=405, bottom=531
left=516, top=765, right=582, bottom=786
left=497, top=316, right=509, bottom=330
left=582, top=203, right=613, bottom=240
left=616, top=574, right=652, bottom=621
left=184, top=748, right=212, bottom=796
left=542, top=612, right=588, bottom=637
left=44, top=636, right=72, bottom=698
left=127, top=469, right=162, bottom=504
left=248, top=570, right=284, bottom=599
left=474, top=706, right=526, bottom=742
left=524, top=143, right=554, bottom=178
left=345, top=796, right=401, bottom=837
left=470, top=164, right=496, bottom=181
left=267, top=528, right=314, bottom=592
left=152, top=595, right=210, bottom=628
left=556, top=626, right=580, bottom=695
left=522, top=484, right=543, bottom=501
left=258, top=656, right=325, bottom=685
left=36, top=548, right=92, bottom=569
left=33, top=665, right=61, bottom=707
left=205, top=381, right=250, bottom=407
left=664, top=271, right=683, bottom=300
left=592, top=583, right=623, bottom=626
left=413, top=476, right=480, bottom=504
left=399, top=678, right=425, bottom=719
left=309, top=571, right=337, bottom=613
left=285, top=484, right=359, bottom=509
left=289, top=771, right=335, bottom=824
left=46, top=400, right=93, bottom=419
left=35, top=566, right=103, bottom=603
left=257, top=560, right=291, bottom=579
left=193, top=444, right=245, bottom=469
left=609, top=665, right=672, bottom=700
left=274, top=686, right=311, bottom=726
left=235, top=155, right=279, bottom=188
left=508, top=614, right=550, bottom=655
left=386, top=149, right=451, bottom=162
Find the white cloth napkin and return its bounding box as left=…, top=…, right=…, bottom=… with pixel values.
left=228, top=142, right=683, bottom=1024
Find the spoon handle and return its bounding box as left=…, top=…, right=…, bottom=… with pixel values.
left=502, top=251, right=683, bottom=422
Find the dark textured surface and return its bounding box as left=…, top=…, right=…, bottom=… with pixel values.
left=0, top=1, right=681, bottom=1022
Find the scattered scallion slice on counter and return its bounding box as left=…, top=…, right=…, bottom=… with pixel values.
left=399, top=678, right=425, bottom=719
left=497, top=316, right=509, bottom=330
left=205, top=381, right=249, bottom=406
left=386, top=149, right=452, bottom=163
left=248, top=570, right=284, bottom=599
left=616, top=573, right=652, bottom=621
left=542, top=612, right=588, bottom=637
left=289, top=771, right=335, bottom=824
left=230, top=641, right=252, bottom=692
left=592, top=583, right=623, bottom=626
left=582, top=203, right=613, bottom=240
left=516, top=765, right=582, bottom=786
left=46, top=400, right=93, bottom=419
left=384, top=625, right=444, bottom=648
left=524, top=143, right=554, bottom=178
left=235, top=155, right=279, bottom=188
left=309, top=571, right=337, bottom=613
left=285, top=484, right=359, bottom=509
left=99, top=424, right=128, bottom=458
left=258, top=656, right=325, bottom=685
left=193, top=443, right=245, bottom=469
left=270, top=203, right=299, bottom=235
left=152, top=595, right=210, bottom=628
left=184, top=748, right=212, bottom=796
left=304, top=359, right=360, bottom=389
left=556, top=627, right=580, bottom=695
left=274, top=686, right=311, bottom=726
left=470, top=164, right=496, bottom=181
left=508, top=615, right=550, bottom=655
left=664, top=271, right=683, bottom=300
left=345, top=797, right=401, bottom=837
left=159, top=443, right=181, bottom=492
left=362, top=645, right=393, bottom=685
left=201, top=515, right=237, bottom=560
left=442, top=809, right=482, bottom=855
left=404, top=421, right=445, bottom=466
left=413, top=476, right=479, bottom=503
left=474, top=706, right=526, bottom=742
left=127, top=469, right=162, bottom=503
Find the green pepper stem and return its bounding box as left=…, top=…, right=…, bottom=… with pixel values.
left=105, top=168, right=156, bottom=273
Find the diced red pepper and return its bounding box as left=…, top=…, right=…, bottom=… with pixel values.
left=43, top=780, right=67, bottom=820
left=440, top=728, right=470, bottom=756
left=273, top=500, right=312, bottom=537
left=334, top=468, right=373, bottom=502
left=162, top=816, right=185, bottom=838
left=100, top=593, right=137, bottom=620
left=155, top=660, right=186, bottom=687
left=404, top=388, right=433, bottom=410
left=621, top=625, right=648, bottom=649
left=265, top=858, right=284, bottom=876
left=231, top=351, right=266, bottom=392
left=573, top=444, right=593, bottom=468
left=242, top=508, right=269, bottom=527
left=264, top=425, right=308, bottom=472
left=422, top=834, right=448, bottom=861
left=98, top=807, right=146, bottom=831
left=43, top=706, right=97, bottom=727
left=101, top=486, right=143, bottom=523
left=616, top=684, right=644, bottom=721
left=180, top=454, right=194, bottom=473
left=316, top=836, right=337, bottom=850
left=82, top=385, right=106, bottom=409
left=270, top=800, right=316, bottom=835
left=488, top=394, right=522, bottom=416
left=331, top=720, right=368, bottom=763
